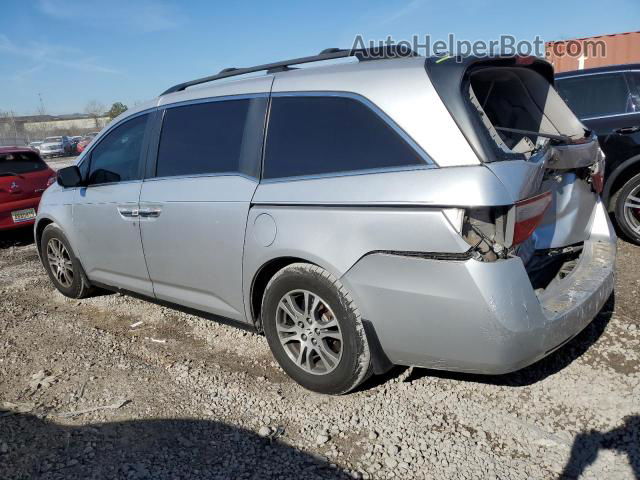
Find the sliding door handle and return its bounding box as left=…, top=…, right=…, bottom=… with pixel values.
left=138, top=207, right=162, bottom=218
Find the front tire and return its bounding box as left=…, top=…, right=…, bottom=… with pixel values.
left=41, top=224, right=93, bottom=298
left=262, top=263, right=372, bottom=394
left=614, top=172, right=640, bottom=245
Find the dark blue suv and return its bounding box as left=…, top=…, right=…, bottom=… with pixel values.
left=556, top=64, right=640, bottom=244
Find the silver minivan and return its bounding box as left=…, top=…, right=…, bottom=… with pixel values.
left=37, top=49, right=616, bottom=394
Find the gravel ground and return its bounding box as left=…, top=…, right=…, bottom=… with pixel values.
left=0, top=196, right=638, bottom=478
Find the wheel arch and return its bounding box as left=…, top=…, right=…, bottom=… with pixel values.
left=35, top=216, right=92, bottom=287
left=603, top=154, right=640, bottom=208
left=35, top=216, right=56, bottom=258
left=249, top=256, right=318, bottom=330
left=248, top=254, right=394, bottom=376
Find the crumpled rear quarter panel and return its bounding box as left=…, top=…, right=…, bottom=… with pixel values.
left=340, top=200, right=616, bottom=373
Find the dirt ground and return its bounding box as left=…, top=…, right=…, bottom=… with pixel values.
left=0, top=184, right=638, bottom=479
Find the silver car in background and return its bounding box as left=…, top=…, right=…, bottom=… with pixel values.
left=39, top=136, right=71, bottom=158
left=36, top=48, right=616, bottom=394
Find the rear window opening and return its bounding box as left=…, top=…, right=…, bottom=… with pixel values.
left=0, top=152, right=48, bottom=175
left=467, top=67, right=587, bottom=159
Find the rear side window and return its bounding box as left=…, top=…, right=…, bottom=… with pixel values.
left=0, top=151, right=47, bottom=175
left=263, top=96, right=424, bottom=179
left=556, top=73, right=631, bottom=118
left=156, top=97, right=266, bottom=179
left=88, top=114, right=149, bottom=185
left=626, top=71, right=640, bottom=111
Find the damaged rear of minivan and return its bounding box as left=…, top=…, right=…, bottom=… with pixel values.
left=438, top=56, right=616, bottom=370
left=344, top=55, right=616, bottom=375
left=428, top=56, right=612, bottom=264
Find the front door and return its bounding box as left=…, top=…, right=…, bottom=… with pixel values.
left=139, top=96, right=268, bottom=321
left=73, top=113, right=154, bottom=295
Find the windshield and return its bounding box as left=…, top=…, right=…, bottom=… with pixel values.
left=45, top=137, right=62, bottom=143
left=0, top=152, right=48, bottom=175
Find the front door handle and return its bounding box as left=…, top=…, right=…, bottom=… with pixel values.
left=117, top=206, right=139, bottom=218
left=615, top=126, right=640, bottom=134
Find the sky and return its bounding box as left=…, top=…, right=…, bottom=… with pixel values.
left=1, top=0, right=639, bottom=115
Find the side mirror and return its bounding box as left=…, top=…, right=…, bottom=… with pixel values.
left=57, top=166, right=83, bottom=188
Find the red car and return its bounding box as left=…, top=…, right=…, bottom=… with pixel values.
left=0, top=147, right=57, bottom=231
left=75, top=133, right=98, bottom=154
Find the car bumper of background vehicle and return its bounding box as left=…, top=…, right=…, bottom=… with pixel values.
left=340, top=200, right=616, bottom=374
left=0, top=197, right=41, bottom=231
left=41, top=149, right=64, bottom=156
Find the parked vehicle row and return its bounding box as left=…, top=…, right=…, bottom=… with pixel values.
left=27, top=132, right=100, bottom=157
left=35, top=49, right=616, bottom=394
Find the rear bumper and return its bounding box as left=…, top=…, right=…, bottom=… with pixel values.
left=341, top=200, right=616, bottom=374
left=0, top=197, right=41, bottom=231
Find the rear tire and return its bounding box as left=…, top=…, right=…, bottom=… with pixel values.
left=614, top=172, right=640, bottom=245
left=262, top=263, right=372, bottom=394
left=41, top=224, right=93, bottom=298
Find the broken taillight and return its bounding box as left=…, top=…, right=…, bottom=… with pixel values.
left=591, top=170, right=604, bottom=194
left=512, top=192, right=552, bottom=245
left=590, top=156, right=605, bottom=194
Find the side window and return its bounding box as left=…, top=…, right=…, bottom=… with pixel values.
left=625, top=71, right=640, bottom=112
left=87, top=114, right=149, bottom=185
left=155, top=98, right=266, bottom=178
left=556, top=73, right=631, bottom=118
left=263, top=96, right=425, bottom=179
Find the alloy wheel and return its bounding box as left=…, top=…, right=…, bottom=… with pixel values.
left=275, top=289, right=343, bottom=375
left=46, top=238, right=74, bottom=288
left=623, top=185, right=640, bottom=237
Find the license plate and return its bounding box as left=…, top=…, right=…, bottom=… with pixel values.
left=11, top=208, right=36, bottom=223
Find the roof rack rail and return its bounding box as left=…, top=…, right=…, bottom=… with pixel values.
left=160, top=46, right=417, bottom=95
